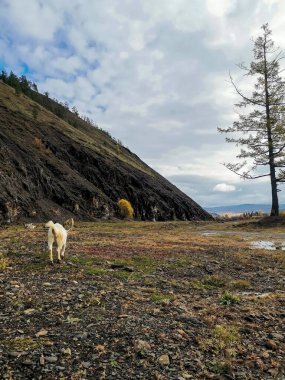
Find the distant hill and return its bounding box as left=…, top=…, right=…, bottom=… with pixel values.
left=0, top=76, right=212, bottom=222
left=205, top=204, right=285, bottom=215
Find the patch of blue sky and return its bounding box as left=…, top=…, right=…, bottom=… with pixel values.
left=0, top=60, right=6, bottom=71
left=56, top=40, right=69, bottom=51
left=21, top=63, right=30, bottom=75
left=88, top=40, right=107, bottom=53
left=53, top=29, right=74, bottom=55
left=90, top=59, right=100, bottom=70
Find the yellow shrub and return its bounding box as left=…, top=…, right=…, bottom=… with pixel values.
left=0, top=253, right=9, bottom=271
left=117, top=199, right=134, bottom=219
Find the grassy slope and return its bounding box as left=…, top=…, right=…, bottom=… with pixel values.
left=0, top=82, right=153, bottom=176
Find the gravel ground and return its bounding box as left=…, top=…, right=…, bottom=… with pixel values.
left=1, top=220, right=285, bottom=379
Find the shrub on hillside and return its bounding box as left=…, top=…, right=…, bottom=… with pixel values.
left=117, top=199, right=134, bottom=219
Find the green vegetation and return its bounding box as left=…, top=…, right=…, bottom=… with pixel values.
left=213, top=324, right=240, bottom=350
left=150, top=291, right=174, bottom=304
left=229, top=279, right=251, bottom=289
left=203, top=275, right=227, bottom=288
left=3, top=337, right=42, bottom=351
left=85, top=267, right=108, bottom=276
left=220, top=292, right=240, bottom=305
left=206, top=361, right=232, bottom=375
left=109, top=358, right=118, bottom=368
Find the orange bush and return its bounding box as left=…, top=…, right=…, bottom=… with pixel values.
left=117, top=199, right=134, bottom=219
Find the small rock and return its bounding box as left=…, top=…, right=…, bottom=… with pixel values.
left=135, top=339, right=151, bottom=351
left=40, top=355, right=45, bottom=365
left=176, top=329, right=188, bottom=338
left=77, top=332, right=88, bottom=339
left=177, top=314, right=204, bottom=326
left=265, top=339, right=277, bottom=350
left=36, top=328, right=48, bottom=337
left=45, top=356, right=58, bottom=363
left=56, top=366, right=66, bottom=371
left=24, top=308, right=36, bottom=315
left=82, top=361, right=91, bottom=368
left=8, top=351, right=23, bottom=358
left=158, top=354, right=170, bottom=366
left=22, top=359, right=34, bottom=366
left=262, top=351, right=270, bottom=359
left=124, top=266, right=134, bottom=272
left=62, top=347, right=72, bottom=356
left=66, top=261, right=77, bottom=267
left=43, top=282, right=52, bottom=286
left=44, top=340, right=54, bottom=347
left=180, top=372, right=192, bottom=379
left=244, top=314, right=256, bottom=322
left=270, top=333, right=284, bottom=341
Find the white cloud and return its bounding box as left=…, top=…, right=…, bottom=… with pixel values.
left=3, top=0, right=62, bottom=41
left=206, top=0, right=237, bottom=17
left=1, top=0, right=285, bottom=207
left=213, top=183, right=236, bottom=192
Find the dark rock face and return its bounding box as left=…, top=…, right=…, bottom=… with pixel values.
left=0, top=82, right=212, bottom=222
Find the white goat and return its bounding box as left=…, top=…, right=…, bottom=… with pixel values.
left=45, top=218, right=74, bottom=264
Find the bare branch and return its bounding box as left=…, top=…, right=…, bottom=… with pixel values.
left=229, top=72, right=266, bottom=107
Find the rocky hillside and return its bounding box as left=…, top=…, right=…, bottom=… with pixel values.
left=0, top=80, right=211, bottom=222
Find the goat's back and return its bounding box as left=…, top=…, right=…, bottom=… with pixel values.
left=48, top=223, right=67, bottom=244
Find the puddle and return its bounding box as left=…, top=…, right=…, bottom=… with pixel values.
left=200, top=229, right=285, bottom=250
left=250, top=241, right=285, bottom=250
left=201, top=231, right=219, bottom=236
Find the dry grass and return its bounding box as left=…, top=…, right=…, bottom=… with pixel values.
left=0, top=253, right=9, bottom=270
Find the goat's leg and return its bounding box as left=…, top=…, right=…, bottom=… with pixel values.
left=60, top=245, right=66, bottom=259
left=48, top=244, right=53, bottom=264
left=57, top=246, right=62, bottom=263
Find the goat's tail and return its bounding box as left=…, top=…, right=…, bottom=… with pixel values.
left=64, top=218, right=74, bottom=233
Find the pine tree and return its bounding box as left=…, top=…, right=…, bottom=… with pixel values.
left=0, top=69, right=8, bottom=82
left=219, top=24, right=285, bottom=216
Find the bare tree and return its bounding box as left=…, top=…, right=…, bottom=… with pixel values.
left=219, top=24, right=285, bottom=216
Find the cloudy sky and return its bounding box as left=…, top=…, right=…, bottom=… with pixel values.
left=1, top=0, right=285, bottom=208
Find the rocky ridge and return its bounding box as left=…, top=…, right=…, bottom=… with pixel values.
left=0, top=81, right=211, bottom=222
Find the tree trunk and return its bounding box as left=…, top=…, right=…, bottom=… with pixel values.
left=270, top=168, right=279, bottom=216
left=263, top=41, right=279, bottom=216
